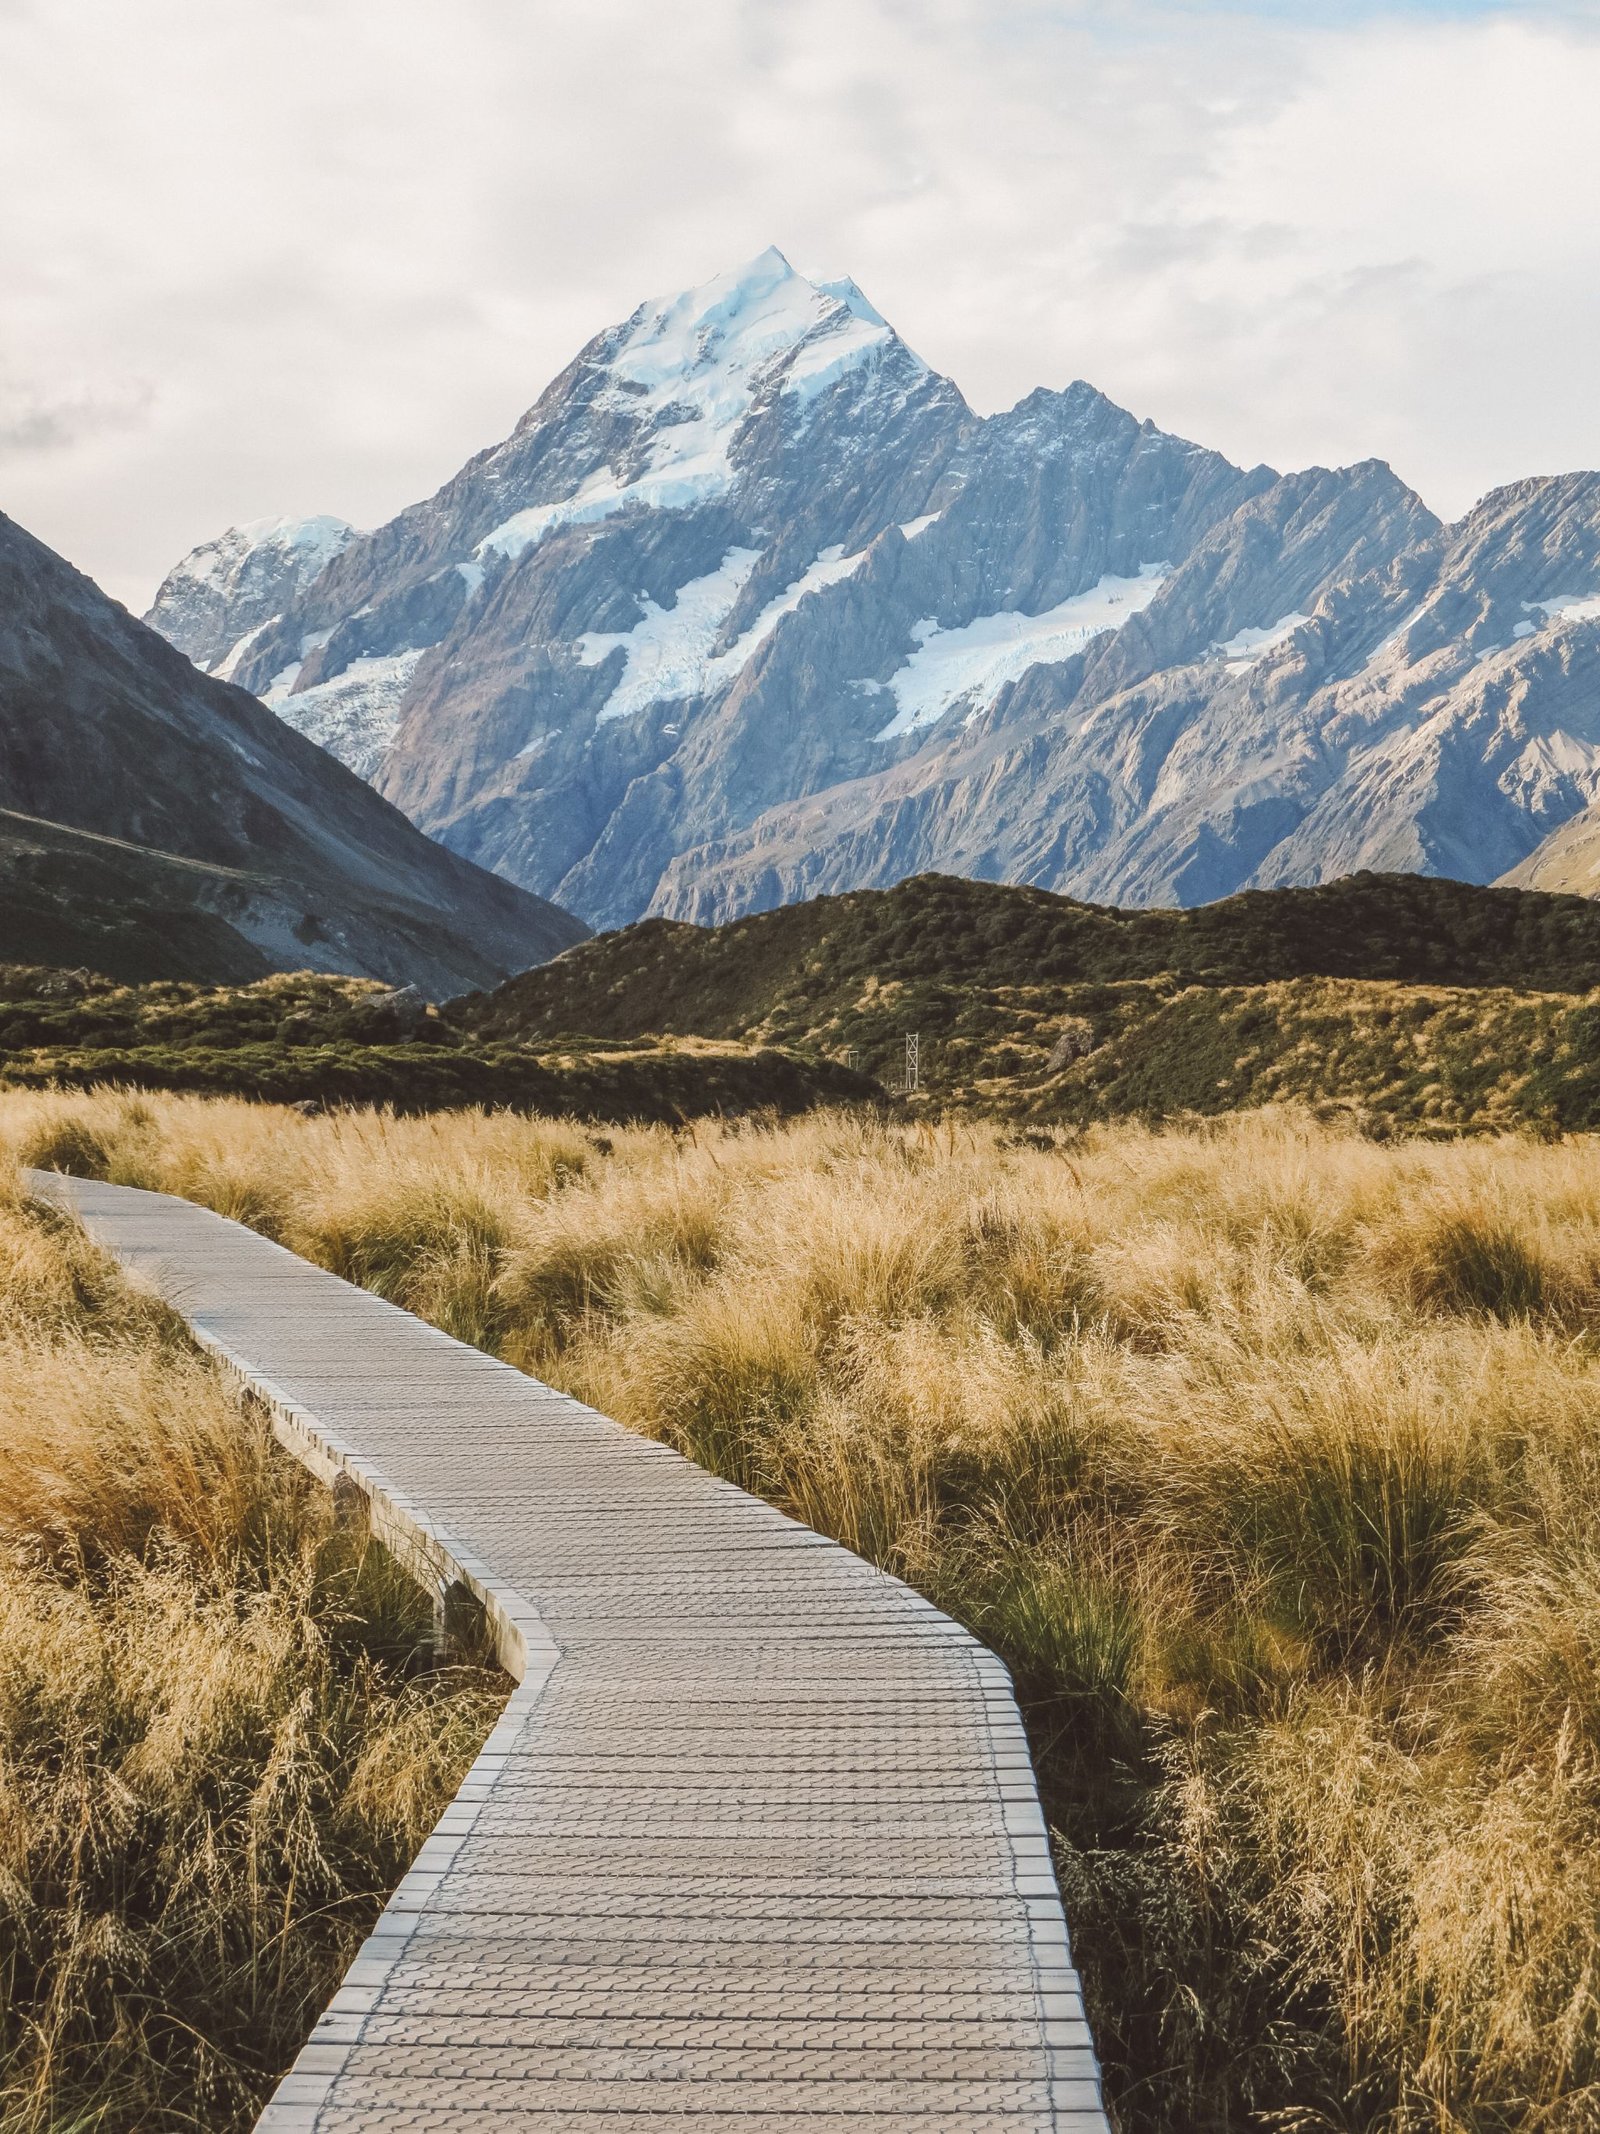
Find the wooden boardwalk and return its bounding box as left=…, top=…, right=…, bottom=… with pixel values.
left=30, top=1174, right=1109, bottom=2133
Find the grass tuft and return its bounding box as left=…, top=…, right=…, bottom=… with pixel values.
left=0, top=1172, right=505, bottom=2133
left=1399, top=1205, right=1566, bottom=1323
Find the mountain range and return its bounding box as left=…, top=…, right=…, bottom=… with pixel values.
left=0, top=510, right=585, bottom=989
left=146, top=247, right=1600, bottom=931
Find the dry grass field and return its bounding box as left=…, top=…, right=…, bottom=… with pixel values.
left=0, top=1164, right=506, bottom=2134
left=10, top=1088, right=1600, bottom=2130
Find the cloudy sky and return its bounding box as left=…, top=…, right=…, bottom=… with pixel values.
left=4, top=0, right=1598, bottom=608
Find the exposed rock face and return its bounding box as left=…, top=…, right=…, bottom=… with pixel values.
left=146, top=251, right=1600, bottom=924
left=1, top=512, right=587, bottom=992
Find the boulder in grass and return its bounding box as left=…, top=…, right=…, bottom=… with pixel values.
left=1047, top=1018, right=1096, bottom=1072
left=341, top=984, right=431, bottom=1041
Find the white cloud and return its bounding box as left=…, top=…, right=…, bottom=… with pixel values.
left=1, top=0, right=1597, bottom=606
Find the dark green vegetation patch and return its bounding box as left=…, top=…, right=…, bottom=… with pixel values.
left=0, top=969, right=876, bottom=1123
left=455, top=871, right=1600, bottom=1134
left=461, top=870, right=1600, bottom=1043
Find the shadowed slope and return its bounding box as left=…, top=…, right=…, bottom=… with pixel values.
left=0, top=513, right=587, bottom=992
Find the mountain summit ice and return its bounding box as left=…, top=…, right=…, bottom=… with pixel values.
left=147, top=255, right=1600, bottom=928
left=472, top=249, right=912, bottom=564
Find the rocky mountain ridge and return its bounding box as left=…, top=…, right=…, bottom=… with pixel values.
left=150, top=514, right=356, bottom=678
left=146, top=248, right=1600, bottom=926
left=1, top=511, right=586, bottom=990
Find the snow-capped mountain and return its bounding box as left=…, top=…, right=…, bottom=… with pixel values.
left=146, top=248, right=1600, bottom=925
left=148, top=513, right=356, bottom=679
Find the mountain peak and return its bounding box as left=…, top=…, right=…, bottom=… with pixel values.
left=609, top=247, right=905, bottom=408
left=473, top=252, right=926, bottom=563
left=146, top=512, right=356, bottom=675
left=143, top=252, right=1600, bottom=945
left=166, top=513, right=354, bottom=591
left=809, top=273, right=888, bottom=328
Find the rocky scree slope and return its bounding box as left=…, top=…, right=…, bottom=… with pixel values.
left=148, top=249, right=1600, bottom=927
left=1504, top=779, right=1600, bottom=898
left=0, top=512, right=587, bottom=991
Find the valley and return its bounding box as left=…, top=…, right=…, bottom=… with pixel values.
left=9, top=220, right=1600, bottom=2134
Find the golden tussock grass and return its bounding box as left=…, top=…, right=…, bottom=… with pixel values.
left=0, top=1163, right=506, bottom=2133
left=14, top=1091, right=1600, bottom=2127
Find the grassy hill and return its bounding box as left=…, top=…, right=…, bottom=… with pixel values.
left=1015, top=976, right=1600, bottom=1135
left=20, top=871, right=1600, bottom=1134
left=454, top=871, right=1600, bottom=1132
left=460, top=873, right=1600, bottom=1035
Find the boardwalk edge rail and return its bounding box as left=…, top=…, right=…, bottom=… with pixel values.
left=30, top=1170, right=561, bottom=2128
left=188, top=1323, right=563, bottom=2129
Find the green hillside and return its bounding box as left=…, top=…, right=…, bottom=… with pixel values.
left=453, top=871, right=1600, bottom=1131
left=19, top=873, right=1600, bottom=1135
left=461, top=871, right=1600, bottom=1038
left=1013, top=976, right=1600, bottom=1136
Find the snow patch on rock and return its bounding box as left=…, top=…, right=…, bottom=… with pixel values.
left=213, top=616, right=277, bottom=683
left=265, top=649, right=426, bottom=780
left=477, top=461, right=730, bottom=562
left=1524, top=593, right=1600, bottom=625
left=717, top=545, right=869, bottom=674
left=1362, top=601, right=1431, bottom=671
left=781, top=310, right=894, bottom=406
left=808, top=273, right=888, bottom=327
left=1217, top=613, right=1309, bottom=667
left=873, top=564, right=1170, bottom=741
left=578, top=540, right=872, bottom=724
left=580, top=548, right=765, bottom=723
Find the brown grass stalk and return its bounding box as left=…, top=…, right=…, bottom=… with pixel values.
left=0, top=1172, right=505, bottom=2132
